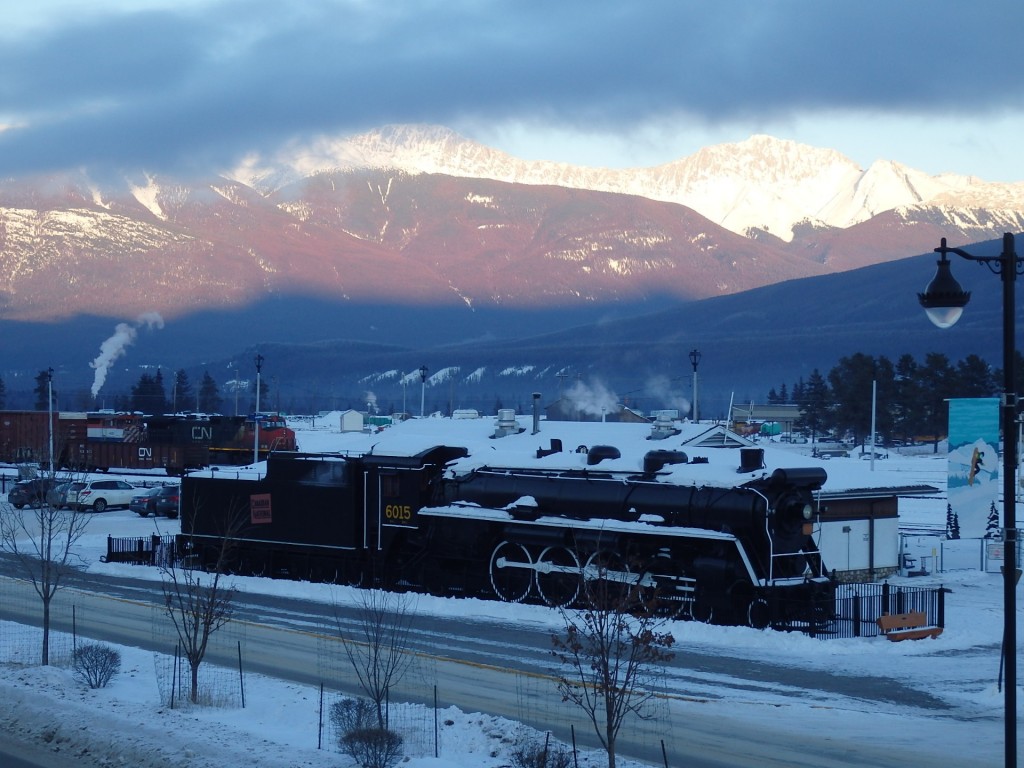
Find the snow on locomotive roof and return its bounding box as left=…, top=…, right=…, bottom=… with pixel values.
left=419, top=502, right=740, bottom=541
left=283, top=414, right=924, bottom=496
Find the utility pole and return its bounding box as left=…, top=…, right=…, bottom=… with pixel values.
left=253, top=354, right=264, bottom=464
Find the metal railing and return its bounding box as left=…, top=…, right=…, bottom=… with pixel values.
left=102, top=534, right=176, bottom=567
left=826, top=581, right=947, bottom=639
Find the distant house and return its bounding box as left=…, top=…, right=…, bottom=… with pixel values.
left=339, top=409, right=364, bottom=433
left=545, top=398, right=649, bottom=423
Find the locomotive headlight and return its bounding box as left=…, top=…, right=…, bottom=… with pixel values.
left=802, top=503, right=813, bottom=520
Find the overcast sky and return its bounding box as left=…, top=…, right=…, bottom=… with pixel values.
left=3, top=1, right=1023, bottom=181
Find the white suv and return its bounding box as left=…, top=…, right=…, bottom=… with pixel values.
left=68, top=480, right=137, bottom=512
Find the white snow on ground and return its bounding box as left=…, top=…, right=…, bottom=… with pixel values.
left=0, top=416, right=1020, bottom=767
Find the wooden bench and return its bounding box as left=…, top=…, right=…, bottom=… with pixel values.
left=876, top=611, right=943, bottom=641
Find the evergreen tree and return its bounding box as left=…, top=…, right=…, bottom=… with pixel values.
left=172, top=369, right=195, bottom=412
left=827, top=353, right=881, bottom=445
left=945, top=504, right=961, bottom=540
left=766, top=386, right=779, bottom=404
left=197, top=371, right=222, bottom=413
left=955, top=354, right=996, bottom=398
left=33, top=369, right=56, bottom=411
left=893, top=354, right=922, bottom=444
left=778, top=383, right=789, bottom=403
left=130, top=371, right=168, bottom=414
left=918, top=353, right=956, bottom=453
left=791, top=378, right=805, bottom=408
left=0, top=375, right=6, bottom=409
left=795, top=369, right=830, bottom=441
left=984, top=502, right=1001, bottom=539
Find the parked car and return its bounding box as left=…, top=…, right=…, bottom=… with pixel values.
left=129, top=485, right=180, bottom=518
left=128, top=487, right=160, bottom=517
left=47, top=481, right=73, bottom=509
left=7, top=478, right=56, bottom=509
left=67, top=479, right=138, bottom=512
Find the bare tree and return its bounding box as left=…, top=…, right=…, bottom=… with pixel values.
left=335, top=587, right=417, bottom=729
left=160, top=503, right=243, bottom=704
left=550, top=560, right=675, bottom=768
left=0, top=465, right=89, bottom=665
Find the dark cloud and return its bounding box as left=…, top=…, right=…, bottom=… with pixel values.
left=1, top=0, right=1022, bottom=176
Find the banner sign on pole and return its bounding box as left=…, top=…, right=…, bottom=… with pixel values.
left=947, top=398, right=1000, bottom=539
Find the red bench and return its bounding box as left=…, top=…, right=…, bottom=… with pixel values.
left=877, top=611, right=943, bottom=641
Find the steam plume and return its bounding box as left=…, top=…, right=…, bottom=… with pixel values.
left=89, top=313, right=165, bottom=398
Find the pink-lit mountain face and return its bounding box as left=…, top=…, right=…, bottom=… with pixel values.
left=1, top=128, right=1022, bottom=322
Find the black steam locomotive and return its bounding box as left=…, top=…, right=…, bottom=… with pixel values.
left=180, top=440, right=834, bottom=629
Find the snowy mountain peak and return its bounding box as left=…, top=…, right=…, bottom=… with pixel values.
left=226, top=124, right=1024, bottom=242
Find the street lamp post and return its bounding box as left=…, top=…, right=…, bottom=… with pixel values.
left=46, top=368, right=54, bottom=475
left=253, top=354, right=264, bottom=464
left=689, top=349, right=701, bottom=422
left=919, top=232, right=1020, bottom=768
left=419, top=365, right=428, bottom=418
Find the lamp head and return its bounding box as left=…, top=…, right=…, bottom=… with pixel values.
left=919, top=253, right=970, bottom=329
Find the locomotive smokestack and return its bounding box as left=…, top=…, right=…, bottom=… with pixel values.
left=532, top=392, right=541, bottom=435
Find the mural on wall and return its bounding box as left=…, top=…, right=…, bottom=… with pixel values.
left=947, top=398, right=1000, bottom=539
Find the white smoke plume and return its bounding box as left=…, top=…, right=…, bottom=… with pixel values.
left=565, top=379, right=619, bottom=418
left=642, top=374, right=691, bottom=416
left=89, top=313, right=165, bottom=398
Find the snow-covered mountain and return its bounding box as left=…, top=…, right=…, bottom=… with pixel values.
left=227, top=125, right=1024, bottom=242
left=2, top=124, right=1024, bottom=325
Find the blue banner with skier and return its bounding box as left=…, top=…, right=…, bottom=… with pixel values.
left=947, top=398, right=1000, bottom=539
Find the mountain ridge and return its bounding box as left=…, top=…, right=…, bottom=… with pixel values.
left=226, top=125, right=1024, bottom=241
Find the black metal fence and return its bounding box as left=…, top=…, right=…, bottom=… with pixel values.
left=826, top=581, right=947, bottom=640
left=102, top=534, right=176, bottom=567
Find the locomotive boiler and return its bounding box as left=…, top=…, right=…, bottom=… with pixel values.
left=179, top=441, right=834, bottom=630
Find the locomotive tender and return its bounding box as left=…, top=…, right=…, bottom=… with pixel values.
left=0, top=410, right=297, bottom=475
left=180, top=420, right=834, bottom=628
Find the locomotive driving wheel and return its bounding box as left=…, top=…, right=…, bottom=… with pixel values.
left=535, top=546, right=581, bottom=608
left=583, top=551, right=631, bottom=608
left=489, top=541, right=533, bottom=603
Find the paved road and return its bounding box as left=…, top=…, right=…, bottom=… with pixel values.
left=0, top=558, right=978, bottom=767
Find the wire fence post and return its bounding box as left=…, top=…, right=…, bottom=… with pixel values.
left=237, top=640, right=245, bottom=708
left=318, top=682, right=324, bottom=750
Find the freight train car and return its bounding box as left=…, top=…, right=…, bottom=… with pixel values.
left=179, top=441, right=835, bottom=629
left=0, top=410, right=297, bottom=475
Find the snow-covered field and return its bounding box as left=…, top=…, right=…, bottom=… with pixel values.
left=0, top=417, right=1020, bottom=767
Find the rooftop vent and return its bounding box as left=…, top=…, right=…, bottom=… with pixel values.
left=648, top=412, right=681, bottom=440
left=536, top=438, right=563, bottom=459
left=587, top=444, right=621, bottom=465
left=738, top=447, right=765, bottom=473
left=642, top=449, right=688, bottom=475
left=492, top=409, right=524, bottom=439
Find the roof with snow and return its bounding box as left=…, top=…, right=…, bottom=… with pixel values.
left=278, top=414, right=937, bottom=497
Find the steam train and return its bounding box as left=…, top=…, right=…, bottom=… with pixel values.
left=0, top=410, right=297, bottom=475
left=180, top=439, right=835, bottom=629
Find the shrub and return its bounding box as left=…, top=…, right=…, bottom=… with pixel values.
left=510, top=735, right=572, bottom=768
left=339, top=727, right=403, bottom=768
left=72, top=643, right=121, bottom=689
left=330, top=696, right=376, bottom=733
